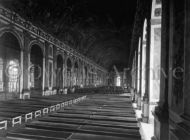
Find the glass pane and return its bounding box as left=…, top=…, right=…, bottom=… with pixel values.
left=7, top=60, right=20, bottom=92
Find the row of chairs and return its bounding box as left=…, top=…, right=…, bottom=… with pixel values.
left=75, top=86, right=126, bottom=94
left=0, top=95, right=86, bottom=131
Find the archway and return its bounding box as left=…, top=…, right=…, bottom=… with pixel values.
left=66, top=58, right=72, bottom=87
left=74, top=61, right=79, bottom=86
left=30, top=44, right=43, bottom=91
left=56, top=55, right=63, bottom=89
left=0, top=32, right=21, bottom=100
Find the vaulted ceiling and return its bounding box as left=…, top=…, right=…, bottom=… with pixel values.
left=2, top=0, right=137, bottom=71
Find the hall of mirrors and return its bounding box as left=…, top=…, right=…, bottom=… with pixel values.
left=0, top=0, right=190, bottom=140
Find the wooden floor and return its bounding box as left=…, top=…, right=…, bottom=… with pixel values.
left=2, top=94, right=141, bottom=140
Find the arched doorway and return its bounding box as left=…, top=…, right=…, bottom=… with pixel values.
left=30, top=44, right=43, bottom=92
left=66, top=58, right=72, bottom=87
left=56, top=55, right=63, bottom=90
left=74, top=62, right=78, bottom=86
left=0, top=32, right=21, bottom=100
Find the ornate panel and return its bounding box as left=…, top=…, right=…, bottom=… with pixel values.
left=154, top=8, right=162, bottom=17
left=171, top=0, right=185, bottom=113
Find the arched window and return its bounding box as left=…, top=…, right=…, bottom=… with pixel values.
left=0, top=32, right=21, bottom=98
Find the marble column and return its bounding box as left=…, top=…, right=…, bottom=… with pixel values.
left=141, top=19, right=147, bottom=102
left=44, top=43, right=49, bottom=90
left=133, top=49, right=138, bottom=102
left=19, top=50, right=24, bottom=98
left=142, top=18, right=150, bottom=123
left=149, top=0, right=162, bottom=122
left=131, top=51, right=137, bottom=102
left=137, top=37, right=142, bottom=110
left=152, top=0, right=169, bottom=140
left=42, top=57, right=45, bottom=95
left=22, top=49, right=30, bottom=95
